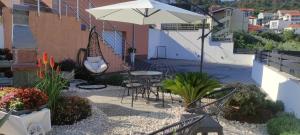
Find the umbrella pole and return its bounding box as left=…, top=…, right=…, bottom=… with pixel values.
left=200, top=19, right=206, bottom=73
left=131, top=24, right=135, bottom=67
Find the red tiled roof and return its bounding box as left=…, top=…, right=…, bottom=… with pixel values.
left=288, top=24, right=300, bottom=28
left=248, top=24, right=262, bottom=32
left=287, top=13, right=300, bottom=16
left=279, top=10, right=300, bottom=14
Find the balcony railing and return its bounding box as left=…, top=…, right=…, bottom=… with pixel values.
left=255, top=51, right=300, bottom=78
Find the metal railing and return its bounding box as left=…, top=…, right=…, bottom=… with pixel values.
left=255, top=51, right=300, bottom=78
left=161, top=23, right=204, bottom=31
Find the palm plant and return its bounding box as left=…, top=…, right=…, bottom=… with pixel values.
left=163, top=72, right=220, bottom=108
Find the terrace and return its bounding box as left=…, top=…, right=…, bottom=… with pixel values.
left=0, top=0, right=300, bottom=135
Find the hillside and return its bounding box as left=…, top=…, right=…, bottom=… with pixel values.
left=180, top=0, right=300, bottom=11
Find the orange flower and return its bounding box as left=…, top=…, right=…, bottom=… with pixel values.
left=37, top=58, right=42, bottom=68
left=43, top=52, right=48, bottom=65
left=50, top=56, right=55, bottom=69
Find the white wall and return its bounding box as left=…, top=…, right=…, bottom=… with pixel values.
left=0, top=24, right=4, bottom=48
left=252, top=60, right=300, bottom=118
left=148, top=29, right=254, bottom=66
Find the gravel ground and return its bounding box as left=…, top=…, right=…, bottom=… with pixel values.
left=48, top=84, right=268, bottom=135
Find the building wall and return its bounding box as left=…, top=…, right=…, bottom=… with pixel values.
left=252, top=60, right=300, bottom=118
left=28, top=11, right=124, bottom=72
left=2, top=7, right=12, bottom=49
left=60, top=0, right=149, bottom=58
left=148, top=29, right=254, bottom=66
left=0, top=8, right=3, bottom=48
left=231, top=9, right=248, bottom=32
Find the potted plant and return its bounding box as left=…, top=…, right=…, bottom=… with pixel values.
left=58, top=59, right=76, bottom=81
left=128, top=47, right=136, bottom=65
left=163, top=72, right=220, bottom=109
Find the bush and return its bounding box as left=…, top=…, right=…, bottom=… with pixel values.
left=267, top=113, right=300, bottom=135
left=59, top=59, right=76, bottom=72
left=0, top=88, right=48, bottom=111
left=163, top=72, right=221, bottom=107
left=224, top=83, right=284, bottom=123
left=101, top=73, right=125, bottom=86
left=51, top=96, right=92, bottom=125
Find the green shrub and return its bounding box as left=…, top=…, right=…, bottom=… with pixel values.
left=267, top=113, right=300, bottom=135
left=59, top=59, right=76, bottom=72
left=51, top=96, right=92, bottom=125
left=101, top=74, right=125, bottom=86
left=163, top=72, right=220, bottom=107
left=224, top=83, right=284, bottom=123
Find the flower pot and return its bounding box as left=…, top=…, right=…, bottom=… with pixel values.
left=130, top=53, right=135, bottom=64
left=0, top=108, right=51, bottom=135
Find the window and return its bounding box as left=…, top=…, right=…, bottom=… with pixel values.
left=13, top=9, right=29, bottom=25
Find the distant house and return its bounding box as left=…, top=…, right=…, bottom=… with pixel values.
left=283, top=12, right=300, bottom=24
left=269, top=20, right=291, bottom=33
left=285, top=24, right=300, bottom=35
left=257, top=12, right=274, bottom=27
left=277, top=10, right=300, bottom=20
left=248, top=16, right=257, bottom=25
left=208, top=7, right=248, bottom=41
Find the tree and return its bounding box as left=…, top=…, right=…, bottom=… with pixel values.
left=283, top=30, right=296, bottom=41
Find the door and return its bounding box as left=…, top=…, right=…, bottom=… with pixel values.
left=157, top=46, right=167, bottom=59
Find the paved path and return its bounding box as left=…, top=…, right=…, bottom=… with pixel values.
left=147, top=59, right=255, bottom=84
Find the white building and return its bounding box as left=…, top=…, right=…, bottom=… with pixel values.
left=269, top=20, right=291, bottom=33
left=249, top=16, right=257, bottom=25
left=283, top=13, right=300, bottom=24
left=257, top=12, right=274, bottom=26
left=208, top=7, right=248, bottom=41
left=277, top=10, right=300, bottom=20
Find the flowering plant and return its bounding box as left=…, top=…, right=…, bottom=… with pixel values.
left=35, top=52, right=67, bottom=110
left=0, top=88, right=48, bottom=111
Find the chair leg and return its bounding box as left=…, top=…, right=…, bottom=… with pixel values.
left=162, top=90, right=165, bottom=107
left=127, top=88, right=130, bottom=96
left=170, top=93, right=174, bottom=104
left=121, top=88, right=127, bottom=103
left=131, top=89, right=134, bottom=107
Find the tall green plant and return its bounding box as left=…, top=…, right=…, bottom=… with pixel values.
left=35, top=52, right=67, bottom=110
left=163, top=72, right=220, bottom=107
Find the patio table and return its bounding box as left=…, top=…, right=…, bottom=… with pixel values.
left=130, top=71, right=163, bottom=103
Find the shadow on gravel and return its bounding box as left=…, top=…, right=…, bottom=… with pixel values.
left=95, top=103, right=175, bottom=119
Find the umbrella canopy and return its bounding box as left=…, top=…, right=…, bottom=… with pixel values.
left=86, top=0, right=206, bottom=25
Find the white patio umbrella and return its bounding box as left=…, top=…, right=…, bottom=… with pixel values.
left=86, top=0, right=206, bottom=25
left=86, top=0, right=206, bottom=65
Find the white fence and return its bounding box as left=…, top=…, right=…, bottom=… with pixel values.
left=148, top=29, right=254, bottom=66
left=252, top=60, right=300, bottom=118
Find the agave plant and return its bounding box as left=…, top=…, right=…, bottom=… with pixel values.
left=163, top=72, right=220, bottom=108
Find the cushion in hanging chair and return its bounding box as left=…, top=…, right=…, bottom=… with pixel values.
left=84, top=56, right=108, bottom=73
